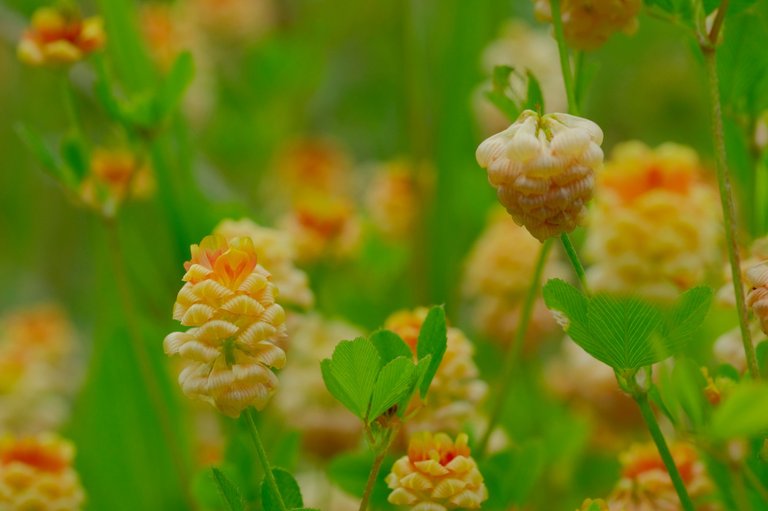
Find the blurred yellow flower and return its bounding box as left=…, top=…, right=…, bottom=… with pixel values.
left=746, top=262, right=768, bottom=337
left=164, top=235, right=287, bottom=417
left=386, top=432, right=487, bottom=510
left=365, top=160, right=425, bottom=240
left=533, top=0, right=641, bottom=51
left=462, top=207, right=565, bottom=346
left=80, top=147, right=155, bottom=217
left=608, top=442, right=717, bottom=511
left=476, top=110, right=604, bottom=241
left=215, top=218, right=314, bottom=308
left=0, top=434, right=85, bottom=511
left=273, top=139, right=354, bottom=201
left=276, top=313, right=364, bottom=458
left=17, top=7, right=105, bottom=67
left=585, top=142, right=721, bottom=301
left=190, top=0, right=276, bottom=42
left=385, top=308, right=487, bottom=434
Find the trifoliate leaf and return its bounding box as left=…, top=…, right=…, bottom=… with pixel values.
left=261, top=468, right=303, bottom=511
left=321, top=338, right=382, bottom=419
left=524, top=71, right=545, bottom=113
left=370, top=329, right=413, bottom=365
left=16, top=124, right=75, bottom=187
left=368, top=356, right=416, bottom=422
left=709, top=382, right=768, bottom=439
left=416, top=306, right=447, bottom=397
left=211, top=468, right=245, bottom=511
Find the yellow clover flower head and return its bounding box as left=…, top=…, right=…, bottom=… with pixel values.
left=0, top=434, right=85, bottom=511
left=745, top=262, right=768, bottom=337
left=164, top=234, right=288, bottom=417
left=476, top=109, right=604, bottom=242
left=533, top=0, right=641, bottom=51
left=584, top=141, right=721, bottom=301
left=386, top=432, right=487, bottom=511
left=80, top=147, right=155, bottom=217
left=17, top=6, right=105, bottom=67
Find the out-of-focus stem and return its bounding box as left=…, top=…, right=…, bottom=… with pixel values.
left=359, top=450, right=386, bottom=511
left=701, top=43, right=759, bottom=380
left=549, top=0, right=578, bottom=115
left=635, top=395, right=695, bottom=511
left=477, top=238, right=553, bottom=456
left=245, top=408, right=288, bottom=511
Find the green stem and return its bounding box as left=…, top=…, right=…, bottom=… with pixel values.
left=245, top=408, right=288, bottom=511
left=702, top=48, right=759, bottom=380
left=359, top=450, right=387, bottom=511
left=61, top=73, right=81, bottom=136
left=549, top=0, right=578, bottom=115
left=744, top=463, right=768, bottom=504
left=560, top=233, right=589, bottom=294
left=477, top=238, right=553, bottom=456
left=635, top=395, right=695, bottom=511
left=104, top=220, right=196, bottom=510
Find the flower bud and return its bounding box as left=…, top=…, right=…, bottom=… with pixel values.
left=476, top=110, right=603, bottom=241
left=533, top=0, right=641, bottom=51
left=164, top=235, right=287, bottom=417
left=386, top=432, right=487, bottom=510
left=18, top=7, right=105, bottom=67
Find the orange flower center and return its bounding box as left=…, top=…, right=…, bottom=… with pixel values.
left=407, top=433, right=470, bottom=466
left=602, top=164, right=695, bottom=204
left=1, top=441, right=68, bottom=473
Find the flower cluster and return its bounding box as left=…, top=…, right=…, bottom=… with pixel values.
left=462, top=207, right=564, bottom=346
left=18, top=6, right=105, bottom=67
left=365, top=160, right=424, bottom=240
left=533, top=0, right=641, bottom=51
left=476, top=110, right=604, bottom=241
left=215, top=218, right=314, bottom=308
left=385, top=308, right=487, bottom=434
left=0, top=434, right=85, bottom=511
left=79, top=147, right=155, bottom=217
left=386, top=432, right=487, bottom=510
left=584, top=142, right=721, bottom=301
left=164, top=235, right=287, bottom=417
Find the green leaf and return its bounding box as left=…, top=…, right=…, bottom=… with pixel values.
left=480, top=441, right=546, bottom=508
left=327, top=450, right=392, bottom=504
left=709, top=382, right=768, bottom=439
left=485, top=65, right=521, bottom=122
left=542, top=280, right=712, bottom=370
left=211, top=468, right=245, bottom=511
left=370, top=329, right=412, bottom=364
left=416, top=306, right=448, bottom=397
left=368, top=356, right=417, bottom=422
left=321, top=338, right=382, bottom=418
left=155, top=51, right=195, bottom=119
left=261, top=468, right=303, bottom=511
left=523, top=71, right=545, bottom=113
left=16, top=124, right=75, bottom=187
left=60, top=134, right=89, bottom=181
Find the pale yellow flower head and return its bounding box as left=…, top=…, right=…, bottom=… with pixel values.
left=164, top=234, right=288, bottom=417
left=745, top=262, right=768, bottom=337
left=0, top=434, right=85, bottom=511
left=17, top=7, right=105, bottom=67
left=365, top=160, right=425, bottom=240
left=585, top=141, right=721, bottom=301
left=190, top=0, right=276, bottom=42
left=476, top=110, right=604, bottom=241
left=215, top=218, right=314, bottom=308
left=608, top=442, right=717, bottom=511
left=385, top=308, right=487, bottom=434
left=80, top=147, right=155, bottom=217
left=386, top=432, right=487, bottom=511
left=534, top=0, right=641, bottom=51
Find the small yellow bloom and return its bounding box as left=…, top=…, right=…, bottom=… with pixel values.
left=0, top=434, right=85, bottom=511
left=365, top=160, right=425, bottom=240
left=585, top=142, right=721, bottom=301
left=533, top=0, right=641, bottom=51
left=164, top=235, right=287, bottom=417
left=385, top=309, right=487, bottom=434
left=476, top=110, right=604, bottom=241
left=215, top=218, right=314, bottom=308
left=80, top=147, right=154, bottom=217
left=18, top=7, right=105, bottom=67
left=386, top=432, right=487, bottom=511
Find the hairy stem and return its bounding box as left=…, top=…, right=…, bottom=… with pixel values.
left=702, top=47, right=759, bottom=379
left=477, top=238, right=553, bottom=456
left=246, top=408, right=288, bottom=511
left=359, top=450, right=387, bottom=511
left=635, top=395, right=695, bottom=511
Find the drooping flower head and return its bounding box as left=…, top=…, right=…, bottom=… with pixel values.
left=215, top=218, right=314, bottom=308
left=745, top=262, right=768, bottom=336
left=584, top=142, right=721, bottom=301
left=385, top=309, right=487, bottom=434
left=608, top=442, right=716, bottom=511
left=164, top=235, right=287, bottom=417
left=476, top=109, right=604, bottom=241
left=80, top=147, right=155, bottom=217
left=18, top=6, right=105, bottom=67
left=533, top=0, right=641, bottom=51
left=0, top=434, right=85, bottom=510
left=387, top=432, right=487, bottom=510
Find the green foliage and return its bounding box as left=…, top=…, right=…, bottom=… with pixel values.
left=261, top=468, right=304, bottom=511
left=212, top=468, right=245, bottom=511
left=322, top=305, right=446, bottom=424
left=327, top=450, right=392, bottom=508
left=483, top=65, right=547, bottom=123
left=542, top=280, right=712, bottom=370
left=480, top=441, right=546, bottom=510
left=15, top=124, right=76, bottom=187
left=654, top=358, right=708, bottom=430
left=709, top=382, right=768, bottom=439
